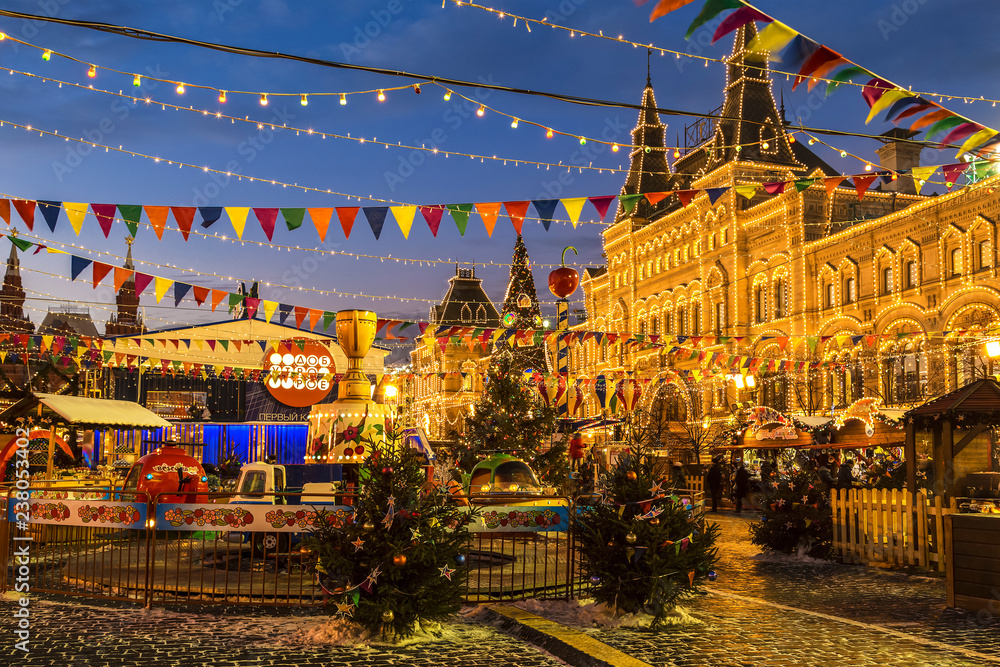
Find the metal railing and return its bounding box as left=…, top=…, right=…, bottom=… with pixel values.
left=2, top=487, right=703, bottom=607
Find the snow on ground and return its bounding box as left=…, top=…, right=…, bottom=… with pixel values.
left=749, top=550, right=835, bottom=565
left=505, top=598, right=702, bottom=629
left=292, top=610, right=499, bottom=647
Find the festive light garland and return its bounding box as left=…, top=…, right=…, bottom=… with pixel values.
left=453, top=1, right=1000, bottom=111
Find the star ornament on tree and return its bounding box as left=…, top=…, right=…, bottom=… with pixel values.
left=351, top=537, right=365, bottom=552
left=410, top=527, right=422, bottom=541
left=367, top=565, right=383, bottom=585
left=439, top=564, right=455, bottom=581
left=335, top=602, right=355, bottom=617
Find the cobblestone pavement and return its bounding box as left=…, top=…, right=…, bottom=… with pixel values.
left=3, top=512, right=999, bottom=666
left=596, top=512, right=1000, bottom=667
left=0, top=596, right=564, bottom=667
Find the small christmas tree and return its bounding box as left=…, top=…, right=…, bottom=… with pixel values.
left=307, top=424, right=475, bottom=638
left=571, top=412, right=719, bottom=629
left=457, top=352, right=562, bottom=485
left=495, top=234, right=547, bottom=373
left=749, top=467, right=832, bottom=558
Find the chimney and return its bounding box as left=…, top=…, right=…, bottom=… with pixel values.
left=876, top=128, right=923, bottom=195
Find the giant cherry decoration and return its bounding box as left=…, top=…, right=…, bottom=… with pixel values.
left=548, top=246, right=580, bottom=298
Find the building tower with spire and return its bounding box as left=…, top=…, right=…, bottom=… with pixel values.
left=0, top=240, right=33, bottom=335
left=105, top=236, right=146, bottom=337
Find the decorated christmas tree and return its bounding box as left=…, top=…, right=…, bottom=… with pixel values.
left=457, top=352, right=563, bottom=486
left=571, top=412, right=719, bottom=629
left=306, top=424, right=474, bottom=638
left=749, top=467, right=833, bottom=558
left=494, top=234, right=547, bottom=374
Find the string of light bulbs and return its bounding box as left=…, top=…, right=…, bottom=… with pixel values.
left=451, top=1, right=1000, bottom=110
left=0, top=114, right=610, bottom=229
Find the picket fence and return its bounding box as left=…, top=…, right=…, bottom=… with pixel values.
left=830, top=488, right=957, bottom=572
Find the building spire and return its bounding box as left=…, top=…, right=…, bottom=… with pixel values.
left=646, top=48, right=652, bottom=87
left=615, top=69, right=669, bottom=223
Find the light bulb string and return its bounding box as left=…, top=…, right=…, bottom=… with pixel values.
left=0, top=115, right=611, bottom=228
left=451, top=1, right=1000, bottom=109
left=0, top=57, right=790, bottom=163
left=12, top=229, right=586, bottom=308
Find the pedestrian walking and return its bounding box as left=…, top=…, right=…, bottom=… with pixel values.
left=707, top=457, right=723, bottom=512
left=734, top=461, right=750, bottom=514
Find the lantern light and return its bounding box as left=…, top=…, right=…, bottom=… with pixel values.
left=986, top=341, right=1000, bottom=358
left=42, top=50, right=51, bottom=61
left=176, top=82, right=185, bottom=94
left=339, top=93, right=347, bottom=105
left=377, top=89, right=385, bottom=101
left=443, top=90, right=451, bottom=101
left=133, top=74, right=141, bottom=87
left=87, top=64, right=97, bottom=78
left=300, top=94, right=308, bottom=106
left=746, top=375, right=756, bottom=388
left=218, top=91, right=227, bottom=103
left=260, top=93, right=268, bottom=106
left=476, top=105, right=485, bottom=116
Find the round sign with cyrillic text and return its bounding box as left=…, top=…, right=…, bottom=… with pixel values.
left=263, top=342, right=334, bottom=407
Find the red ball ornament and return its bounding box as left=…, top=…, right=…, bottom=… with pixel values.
left=548, top=246, right=580, bottom=298
left=381, top=466, right=393, bottom=476
left=393, top=554, right=407, bottom=567
left=626, top=471, right=637, bottom=481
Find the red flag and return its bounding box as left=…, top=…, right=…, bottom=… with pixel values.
left=91, top=204, right=118, bottom=238
left=12, top=200, right=35, bottom=230
left=588, top=195, right=615, bottom=222
left=253, top=208, right=278, bottom=241
left=503, top=201, right=530, bottom=235
left=294, top=306, right=309, bottom=329
left=92, top=262, right=113, bottom=288
left=336, top=207, right=359, bottom=239
left=192, top=286, right=210, bottom=306
left=854, top=174, right=877, bottom=200
left=171, top=207, right=196, bottom=241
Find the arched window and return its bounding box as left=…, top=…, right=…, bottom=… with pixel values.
left=844, top=277, right=856, bottom=304
left=475, top=305, right=487, bottom=323
left=906, top=260, right=918, bottom=288
left=951, top=248, right=962, bottom=276
left=883, top=266, right=893, bottom=295
left=638, top=265, right=644, bottom=281
left=460, top=304, right=472, bottom=323
left=692, top=304, right=701, bottom=334
left=715, top=302, right=725, bottom=334
left=651, top=316, right=659, bottom=334
left=638, top=320, right=646, bottom=335
left=826, top=283, right=835, bottom=308
left=664, top=312, right=672, bottom=334
left=755, top=286, right=766, bottom=323
left=774, top=280, right=785, bottom=318
left=980, top=240, right=991, bottom=270
left=677, top=308, right=686, bottom=336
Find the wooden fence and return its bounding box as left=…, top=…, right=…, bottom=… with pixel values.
left=831, top=488, right=957, bottom=572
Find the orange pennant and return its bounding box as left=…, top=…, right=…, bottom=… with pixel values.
left=645, top=191, right=672, bottom=205
left=823, top=177, right=843, bottom=197
left=144, top=206, right=169, bottom=240
left=308, top=208, right=334, bottom=242
left=113, top=267, right=133, bottom=293
left=210, top=289, right=228, bottom=312
left=92, top=262, right=113, bottom=288
left=476, top=203, right=503, bottom=237
left=308, top=309, right=322, bottom=332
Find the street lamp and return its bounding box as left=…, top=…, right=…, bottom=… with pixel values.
left=745, top=374, right=756, bottom=388
left=986, top=341, right=1000, bottom=358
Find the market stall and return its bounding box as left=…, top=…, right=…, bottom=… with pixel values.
left=0, top=391, right=171, bottom=493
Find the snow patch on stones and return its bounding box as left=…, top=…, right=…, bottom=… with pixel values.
left=504, top=598, right=702, bottom=629
left=291, top=614, right=497, bottom=647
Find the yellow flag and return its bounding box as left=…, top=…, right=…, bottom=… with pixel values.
left=734, top=185, right=757, bottom=200
left=748, top=22, right=797, bottom=60
left=866, top=89, right=911, bottom=125
left=910, top=166, right=937, bottom=193
left=957, top=128, right=999, bottom=158
left=262, top=300, right=278, bottom=323
left=63, top=203, right=88, bottom=235
left=561, top=198, right=587, bottom=228
left=226, top=207, right=250, bottom=239
left=155, top=276, right=173, bottom=302
left=390, top=206, right=417, bottom=239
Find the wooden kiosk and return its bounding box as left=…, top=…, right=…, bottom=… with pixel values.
left=902, top=378, right=1000, bottom=612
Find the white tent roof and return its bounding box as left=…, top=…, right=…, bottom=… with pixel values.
left=34, top=393, right=171, bottom=428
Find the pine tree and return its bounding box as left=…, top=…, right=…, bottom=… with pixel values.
left=306, top=425, right=475, bottom=638
left=749, top=467, right=833, bottom=558
left=457, top=353, right=563, bottom=486
left=571, top=412, right=719, bottom=629
left=495, top=234, right=546, bottom=374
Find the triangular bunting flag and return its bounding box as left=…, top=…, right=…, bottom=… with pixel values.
left=619, top=193, right=643, bottom=214
left=71, top=256, right=92, bottom=281
left=588, top=195, right=615, bottom=222
left=363, top=207, right=388, bottom=240
left=225, top=207, right=250, bottom=239
left=199, top=206, right=223, bottom=228
left=155, top=277, right=173, bottom=303
left=532, top=199, right=559, bottom=231
left=244, top=297, right=260, bottom=320
left=170, top=207, right=196, bottom=241
left=63, top=203, right=88, bottom=235
left=113, top=267, right=133, bottom=293
left=92, top=262, right=113, bottom=287
left=294, top=306, right=308, bottom=329
left=470, top=203, right=498, bottom=237
left=144, top=206, right=169, bottom=240
left=37, top=201, right=61, bottom=232
left=502, top=201, right=529, bottom=236
left=734, top=184, right=757, bottom=200
left=644, top=191, right=672, bottom=205
left=210, top=289, right=227, bottom=312
left=561, top=197, right=587, bottom=228
left=705, top=187, right=729, bottom=205
left=0, top=199, right=8, bottom=225
left=444, top=204, right=473, bottom=237
left=173, top=282, right=192, bottom=306
left=676, top=190, right=697, bottom=207
left=12, top=200, right=35, bottom=230
left=854, top=174, right=877, bottom=200
left=307, top=208, right=333, bottom=242
left=134, top=273, right=153, bottom=295
left=118, top=205, right=142, bottom=237
left=192, top=286, right=209, bottom=306
left=823, top=177, right=844, bottom=196
left=308, top=309, right=322, bottom=332
left=262, top=301, right=279, bottom=323
left=253, top=208, right=279, bottom=241
left=336, top=207, right=359, bottom=239
left=280, top=208, right=305, bottom=231
left=91, top=204, right=118, bottom=238
left=391, top=205, right=417, bottom=238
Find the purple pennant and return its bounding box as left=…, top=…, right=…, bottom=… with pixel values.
left=588, top=196, right=615, bottom=222
left=37, top=201, right=62, bottom=232
left=173, top=282, right=192, bottom=307
left=883, top=96, right=930, bottom=123
left=363, top=207, right=388, bottom=240
left=134, top=272, right=154, bottom=295
left=594, top=374, right=607, bottom=410
left=532, top=199, right=559, bottom=231
left=861, top=78, right=893, bottom=108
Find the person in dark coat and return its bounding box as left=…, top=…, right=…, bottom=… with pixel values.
left=817, top=461, right=835, bottom=490
left=734, top=461, right=751, bottom=513
left=707, top=457, right=723, bottom=513
left=837, top=457, right=855, bottom=491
